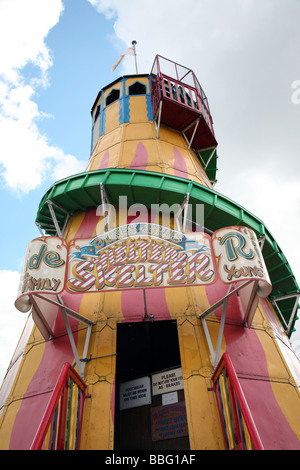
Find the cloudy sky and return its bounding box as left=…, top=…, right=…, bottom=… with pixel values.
left=1, top=0, right=300, bottom=383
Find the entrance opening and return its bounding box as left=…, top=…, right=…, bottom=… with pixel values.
left=114, top=320, right=190, bottom=450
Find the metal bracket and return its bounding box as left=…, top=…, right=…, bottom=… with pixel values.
left=175, top=193, right=190, bottom=232
left=154, top=100, right=163, bottom=138
left=199, top=280, right=254, bottom=368
left=35, top=222, right=45, bottom=236
left=99, top=182, right=111, bottom=232
left=271, top=292, right=300, bottom=335
left=31, top=293, right=94, bottom=378
left=258, top=235, right=266, bottom=250
left=182, top=117, right=201, bottom=150
left=203, top=147, right=216, bottom=171
left=46, top=199, right=70, bottom=238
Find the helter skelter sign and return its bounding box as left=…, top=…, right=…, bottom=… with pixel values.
left=67, top=223, right=215, bottom=292
left=15, top=223, right=272, bottom=312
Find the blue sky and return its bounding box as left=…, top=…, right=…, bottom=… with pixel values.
left=1, top=0, right=300, bottom=382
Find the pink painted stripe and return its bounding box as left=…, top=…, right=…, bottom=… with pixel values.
left=173, top=146, right=188, bottom=178
left=74, top=207, right=100, bottom=239
left=130, top=142, right=148, bottom=170
left=98, top=149, right=109, bottom=169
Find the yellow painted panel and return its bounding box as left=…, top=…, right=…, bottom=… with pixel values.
left=95, top=126, right=123, bottom=154
left=165, top=286, right=194, bottom=317
left=105, top=101, right=120, bottom=134
left=93, top=324, right=117, bottom=379
left=159, top=126, right=187, bottom=148
left=184, top=375, right=224, bottom=450
left=256, top=328, right=293, bottom=381
left=178, top=318, right=203, bottom=372
left=81, top=381, right=114, bottom=450
left=0, top=401, right=23, bottom=449
left=129, top=95, right=148, bottom=122
left=268, top=381, right=300, bottom=442
left=100, top=291, right=123, bottom=320
left=65, top=212, right=87, bottom=242
left=123, top=122, right=155, bottom=141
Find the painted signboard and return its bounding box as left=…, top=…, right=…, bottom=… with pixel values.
left=151, top=402, right=188, bottom=441
left=67, top=224, right=215, bottom=292
left=15, top=236, right=67, bottom=313
left=15, top=224, right=272, bottom=312
left=212, top=226, right=272, bottom=297
left=120, top=376, right=151, bottom=410
left=152, top=367, right=184, bottom=396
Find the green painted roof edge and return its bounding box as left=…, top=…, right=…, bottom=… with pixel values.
left=35, top=168, right=299, bottom=335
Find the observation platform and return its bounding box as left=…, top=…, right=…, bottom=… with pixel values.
left=150, top=55, right=217, bottom=150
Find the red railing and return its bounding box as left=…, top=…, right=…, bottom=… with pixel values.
left=150, top=55, right=214, bottom=134
left=212, top=353, right=264, bottom=450
left=30, top=363, right=87, bottom=450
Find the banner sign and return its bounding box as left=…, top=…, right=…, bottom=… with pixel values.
left=15, top=224, right=272, bottom=312
left=151, top=402, right=188, bottom=441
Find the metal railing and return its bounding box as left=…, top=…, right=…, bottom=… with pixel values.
left=150, top=55, right=214, bottom=133
left=212, top=353, right=264, bottom=450
left=30, top=363, right=87, bottom=450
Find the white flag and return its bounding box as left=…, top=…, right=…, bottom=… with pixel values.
left=111, top=46, right=135, bottom=72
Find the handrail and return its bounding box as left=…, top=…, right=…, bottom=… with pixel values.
left=30, top=363, right=87, bottom=450
left=152, top=72, right=214, bottom=133
left=212, top=353, right=264, bottom=450
left=150, top=55, right=214, bottom=133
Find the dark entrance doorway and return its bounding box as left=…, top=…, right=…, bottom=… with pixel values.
left=114, top=320, right=190, bottom=450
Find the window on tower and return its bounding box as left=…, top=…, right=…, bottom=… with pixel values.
left=106, top=89, right=120, bottom=106
left=129, top=82, right=146, bottom=95
left=94, top=104, right=100, bottom=123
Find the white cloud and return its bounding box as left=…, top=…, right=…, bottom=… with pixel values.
left=0, top=270, right=28, bottom=384
left=0, top=83, right=85, bottom=193
left=0, top=0, right=85, bottom=194
left=0, top=0, right=62, bottom=84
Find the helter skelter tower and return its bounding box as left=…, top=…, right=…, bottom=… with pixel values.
left=1, top=54, right=300, bottom=451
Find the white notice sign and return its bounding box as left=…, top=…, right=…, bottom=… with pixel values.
left=162, top=391, right=178, bottom=406
left=120, top=376, right=151, bottom=410
left=152, top=368, right=183, bottom=396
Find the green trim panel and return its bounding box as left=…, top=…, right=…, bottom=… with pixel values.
left=35, top=168, right=299, bottom=333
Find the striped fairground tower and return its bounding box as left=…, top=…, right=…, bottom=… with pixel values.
left=1, top=52, right=300, bottom=451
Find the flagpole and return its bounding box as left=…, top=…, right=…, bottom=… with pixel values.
left=132, top=40, right=138, bottom=74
